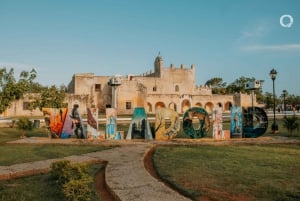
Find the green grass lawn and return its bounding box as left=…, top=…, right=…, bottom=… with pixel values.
left=153, top=144, right=300, bottom=201
left=0, top=127, right=111, bottom=200
left=0, top=118, right=299, bottom=201
left=0, top=163, right=103, bottom=201
left=0, top=128, right=114, bottom=166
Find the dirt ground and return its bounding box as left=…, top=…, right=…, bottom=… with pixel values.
left=94, top=161, right=119, bottom=201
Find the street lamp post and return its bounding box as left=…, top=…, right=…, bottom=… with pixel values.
left=282, top=90, right=287, bottom=115
left=269, top=69, right=278, bottom=133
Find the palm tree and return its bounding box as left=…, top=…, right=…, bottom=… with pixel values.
left=282, top=115, right=299, bottom=136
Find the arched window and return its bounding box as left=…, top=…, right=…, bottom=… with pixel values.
left=147, top=102, right=153, bottom=113
left=175, top=85, right=179, bottom=92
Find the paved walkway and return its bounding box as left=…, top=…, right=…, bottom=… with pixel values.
left=0, top=139, right=190, bottom=201
left=1, top=136, right=299, bottom=200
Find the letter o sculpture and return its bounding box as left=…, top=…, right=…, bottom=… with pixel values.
left=155, top=108, right=180, bottom=140
left=183, top=107, right=210, bottom=138
left=243, top=106, right=268, bottom=138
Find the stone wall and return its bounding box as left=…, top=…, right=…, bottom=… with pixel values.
left=2, top=56, right=257, bottom=117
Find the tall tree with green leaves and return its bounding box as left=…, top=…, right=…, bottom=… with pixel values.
left=263, top=92, right=274, bottom=109
left=32, top=85, right=67, bottom=110
left=285, top=94, right=300, bottom=108
left=226, top=76, right=255, bottom=94
left=225, top=76, right=265, bottom=104
left=0, top=68, right=38, bottom=113
left=204, top=77, right=227, bottom=94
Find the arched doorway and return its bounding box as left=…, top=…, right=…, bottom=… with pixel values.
left=169, top=102, right=177, bottom=111
left=146, top=102, right=153, bottom=113
left=204, top=102, right=213, bottom=113
left=155, top=102, right=166, bottom=112
left=181, top=99, right=191, bottom=113
left=225, top=101, right=233, bottom=111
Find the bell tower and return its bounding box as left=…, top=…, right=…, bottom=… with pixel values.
left=154, top=52, right=163, bottom=77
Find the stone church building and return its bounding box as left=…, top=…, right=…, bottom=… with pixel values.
left=2, top=55, right=255, bottom=117
left=67, top=55, right=255, bottom=116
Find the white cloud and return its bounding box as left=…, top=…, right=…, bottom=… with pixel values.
left=241, top=44, right=300, bottom=51
left=236, top=22, right=269, bottom=44
left=240, top=25, right=267, bottom=40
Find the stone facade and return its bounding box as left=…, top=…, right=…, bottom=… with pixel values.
left=1, top=56, right=256, bottom=118
left=66, top=55, right=256, bottom=115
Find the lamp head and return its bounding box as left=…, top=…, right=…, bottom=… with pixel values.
left=269, top=68, right=277, bottom=81
left=282, top=89, right=287, bottom=96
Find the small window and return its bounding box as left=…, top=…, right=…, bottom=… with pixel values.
left=153, top=86, right=157, bottom=92
left=126, top=101, right=132, bottom=110
left=175, top=85, right=179, bottom=92
left=23, top=102, right=30, bottom=110
left=95, top=84, right=101, bottom=92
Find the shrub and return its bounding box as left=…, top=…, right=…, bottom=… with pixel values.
left=50, top=160, right=93, bottom=201
left=16, top=117, right=33, bottom=138
left=282, top=115, right=299, bottom=136
left=63, top=177, right=92, bottom=201
left=50, top=160, right=72, bottom=183
left=10, top=119, right=16, bottom=128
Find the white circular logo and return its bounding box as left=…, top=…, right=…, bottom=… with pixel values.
left=280, top=14, right=294, bottom=28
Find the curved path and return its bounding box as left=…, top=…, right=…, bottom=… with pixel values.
left=0, top=139, right=190, bottom=201
left=1, top=136, right=299, bottom=200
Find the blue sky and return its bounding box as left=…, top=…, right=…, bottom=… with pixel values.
left=0, top=0, right=299, bottom=96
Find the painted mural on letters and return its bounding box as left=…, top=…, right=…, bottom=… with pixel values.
left=106, top=108, right=117, bottom=140
left=87, top=108, right=101, bottom=139
left=155, top=108, right=180, bottom=140
left=212, top=107, right=223, bottom=140
left=126, top=107, right=153, bottom=140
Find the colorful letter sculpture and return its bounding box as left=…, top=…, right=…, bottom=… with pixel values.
left=105, top=108, right=118, bottom=140
left=155, top=108, right=180, bottom=140
left=183, top=107, right=210, bottom=138
left=212, top=107, right=223, bottom=140
left=126, top=107, right=153, bottom=140
left=61, top=109, right=74, bottom=138
left=42, top=108, right=69, bottom=138
left=70, top=104, right=86, bottom=139
left=243, top=106, right=268, bottom=138
left=230, top=106, right=243, bottom=138
left=86, top=108, right=102, bottom=139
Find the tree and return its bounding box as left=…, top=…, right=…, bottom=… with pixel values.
left=225, top=76, right=265, bottom=104
left=0, top=67, right=67, bottom=114
left=226, top=76, right=255, bottom=94
left=32, top=85, right=67, bottom=110
left=0, top=68, right=38, bottom=113
left=284, top=94, right=300, bottom=110
left=263, top=92, right=273, bottom=109
left=204, top=77, right=227, bottom=94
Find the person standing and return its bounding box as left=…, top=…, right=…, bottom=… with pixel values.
left=71, top=104, right=84, bottom=138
